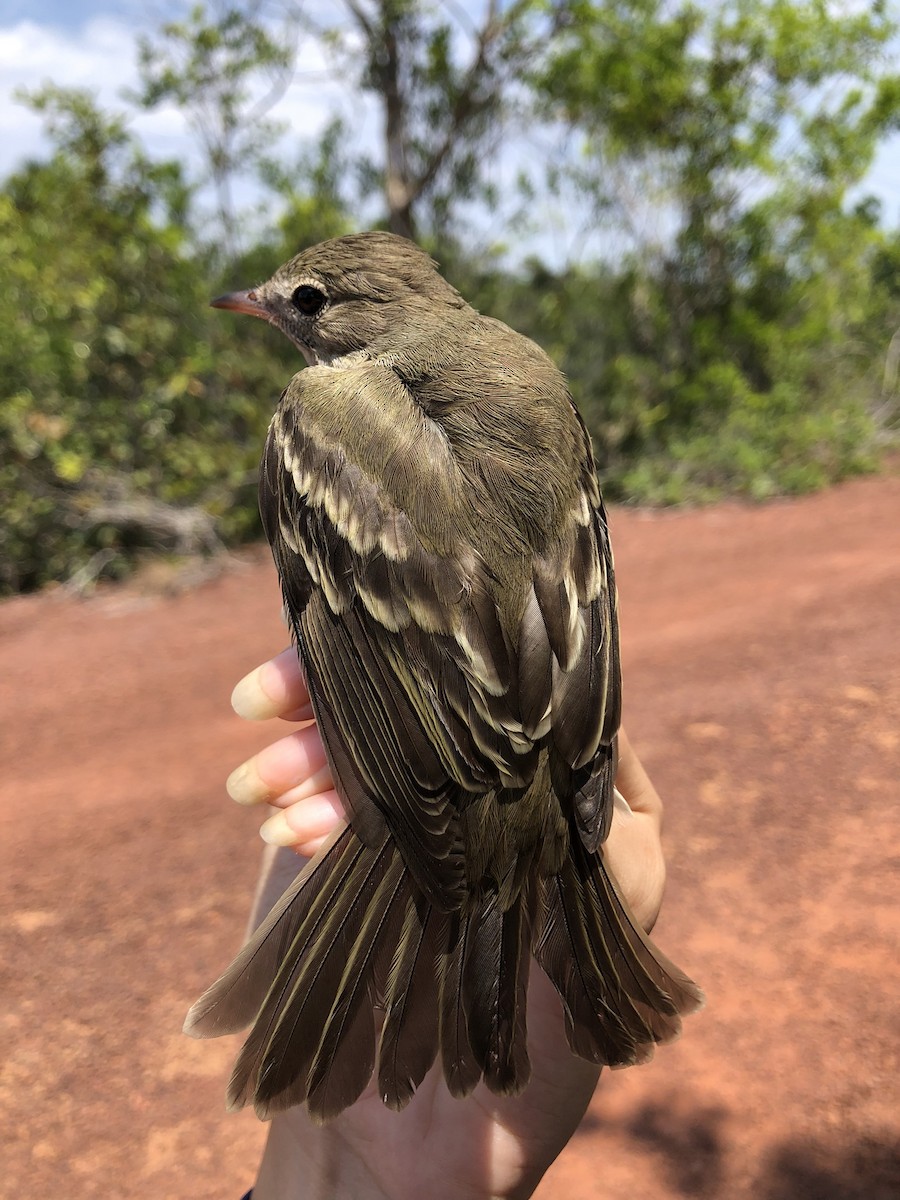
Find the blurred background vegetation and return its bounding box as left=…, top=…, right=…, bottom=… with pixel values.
left=2, top=0, right=900, bottom=594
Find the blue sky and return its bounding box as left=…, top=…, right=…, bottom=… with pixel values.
left=1, top=0, right=171, bottom=26
left=2, top=2, right=899, bottom=258
left=0, top=6, right=352, bottom=200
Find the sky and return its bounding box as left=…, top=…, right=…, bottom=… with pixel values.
left=0, top=5, right=353, bottom=181
left=2, top=1, right=899, bottom=256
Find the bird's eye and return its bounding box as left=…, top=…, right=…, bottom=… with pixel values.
left=291, top=285, right=327, bottom=317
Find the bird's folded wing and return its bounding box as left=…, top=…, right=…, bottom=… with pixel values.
left=261, top=367, right=622, bottom=905
left=259, top=369, right=540, bottom=909
left=516, top=412, right=623, bottom=852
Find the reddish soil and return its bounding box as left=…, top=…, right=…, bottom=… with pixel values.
left=2, top=470, right=898, bottom=1200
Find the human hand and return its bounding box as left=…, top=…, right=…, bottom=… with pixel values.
left=225, top=649, right=669, bottom=1200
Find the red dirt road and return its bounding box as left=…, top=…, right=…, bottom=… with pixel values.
left=2, top=471, right=899, bottom=1200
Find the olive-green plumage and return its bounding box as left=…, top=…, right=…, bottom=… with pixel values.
left=186, top=231, right=702, bottom=1122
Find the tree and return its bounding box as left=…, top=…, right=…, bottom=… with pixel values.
left=534, top=0, right=900, bottom=498
left=132, top=0, right=566, bottom=242
left=0, top=87, right=277, bottom=592
left=134, top=0, right=298, bottom=259
left=310, top=0, right=559, bottom=240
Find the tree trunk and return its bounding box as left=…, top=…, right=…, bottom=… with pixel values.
left=380, top=16, right=417, bottom=240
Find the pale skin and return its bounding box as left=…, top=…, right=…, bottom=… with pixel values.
left=224, top=648, right=668, bottom=1200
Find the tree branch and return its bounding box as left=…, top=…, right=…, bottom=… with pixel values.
left=410, top=0, right=534, bottom=204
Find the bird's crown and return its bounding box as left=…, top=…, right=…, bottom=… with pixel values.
left=274, top=231, right=460, bottom=305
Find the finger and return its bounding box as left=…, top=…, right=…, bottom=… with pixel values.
left=226, top=725, right=329, bottom=805
left=231, top=648, right=312, bottom=721
left=615, top=728, right=663, bottom=827
left=604, top=805, right=667, bottom=933
left=612, top=786, right=634, bottom=820
left=604, top=775, right=667, bottom=933
left=265, top=765, right=335, bottom=809
left=259, top=790, right=344, bottom=857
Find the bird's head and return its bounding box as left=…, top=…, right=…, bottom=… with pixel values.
left=211, top=231, right=467, bottom=367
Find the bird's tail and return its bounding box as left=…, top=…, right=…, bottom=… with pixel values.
left=534, top=833, right=704, bottom=1066
left=185, top=823, right=701, bottom=1122
left=184, top=823, right=534, bottom=1121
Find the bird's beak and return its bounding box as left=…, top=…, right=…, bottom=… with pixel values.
left=210, top=289, right=270, bottom=320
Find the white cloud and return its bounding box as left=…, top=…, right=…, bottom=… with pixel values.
left=1, top=20, right=140, bottom=163
left=0, top=16, right=362, bottom=184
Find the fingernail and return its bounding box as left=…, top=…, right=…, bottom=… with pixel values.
left=613, top=787, right=634, bottom=819
left=260, top=810, right=300, bottom=847
left=231, top=666, right=281, bottom=721
left=226, top=760, right=270, bottom=805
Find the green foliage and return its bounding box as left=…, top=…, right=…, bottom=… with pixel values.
left=2, top=1, right=899, bottom=593
left=133, top=0, right=297, bottom=257
left=531, top=0, right=900, bottom=500
left=317, top=0, right=547, bottom=238
left=0, top=87, right=304, bottom=593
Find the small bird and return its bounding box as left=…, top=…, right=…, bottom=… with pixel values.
left=186, top=231, right=702, bottom=1122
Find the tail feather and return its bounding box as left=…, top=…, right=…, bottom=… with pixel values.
left=490, top=895, right=532, bottom=1093
left=463, top=893, right=532, bottom=1095
left=187, top=818, right=701, bottom=1120
left=377, top=895, right=441, bottom=1110
left=438, top=914, right=481, bottom=1098
left=536, top=838, right=703, bottom=1067
left=228, top=829, right=392, bottom=1114
left=536, top=870, right=641, bottom=1064
left=586, top=847, right=704, bottom=1040
left=302, top=849, right=408, bottom=1121
left=184, top=824, right=359, bottom=1038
